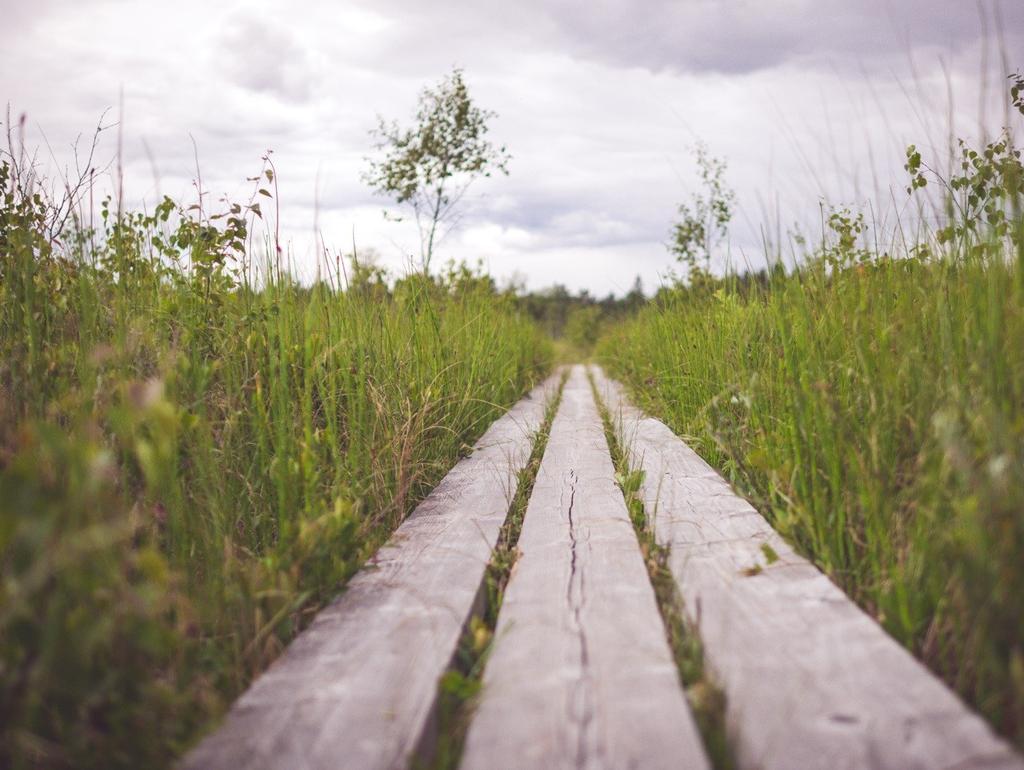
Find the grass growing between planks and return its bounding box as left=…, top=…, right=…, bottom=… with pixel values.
left=423, top=369, right=566, bottom=770
left=588, top=370, right=734, bottom=770
left=0, top=157, right=552, bottom=768
left=597, top=123, right=1024, bottom=744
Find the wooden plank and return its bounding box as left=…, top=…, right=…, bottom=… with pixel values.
left=591, top=366, right=1024, bottom=770
left=460, top=365, right=710, bottom=770
left=181, top=374, right=562, bottom=770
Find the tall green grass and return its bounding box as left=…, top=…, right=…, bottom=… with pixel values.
left=0, top=158, right=551, bottom=767
left=599, top=121, right=1024, bottom=745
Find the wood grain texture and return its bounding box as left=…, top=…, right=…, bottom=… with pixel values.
left=181, top=375, right=561, bottom=770
left=591, top=366, right=1024, bottom=770
left=460, top=365, right=710, bottom=770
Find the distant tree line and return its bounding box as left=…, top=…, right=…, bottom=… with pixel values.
left=515, top=275, right=646, bottom=351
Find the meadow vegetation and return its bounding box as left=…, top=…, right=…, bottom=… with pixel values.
left=598, top=75, right=1024, bottom=746
left=4, top=59, right=1024, bottom=768
left=0, top=149, right=550, bottom=767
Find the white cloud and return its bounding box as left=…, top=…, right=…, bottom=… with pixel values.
left=1, top=0, right=1021, bottom=294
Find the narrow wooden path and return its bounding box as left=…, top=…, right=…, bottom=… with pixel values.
left=460, top=366, right=707, bottom=769
left=184, top=365, right=1023, bottom=770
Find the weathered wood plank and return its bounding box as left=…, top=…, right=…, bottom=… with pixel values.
left=181, top=375, right=561, bottom=770
left=591, top=366, right=1024, bottom=770
left=460, top=365, right=710, bottom=770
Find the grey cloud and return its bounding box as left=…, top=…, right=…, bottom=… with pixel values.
left=217, top=16, right=316, bottom=102
left=352, top=0, right=1024, bottom=75
left=0, top=0, right=78, bottom=35
left=474, top=191, right=657, bottom=245
left=542, top=0, right=1024, bottom=74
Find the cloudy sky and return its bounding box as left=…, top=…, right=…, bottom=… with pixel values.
left=2, top=0, right=1022, bottom=294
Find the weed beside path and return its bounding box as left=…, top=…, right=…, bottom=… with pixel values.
left=0, top=162, right=552, bottom=768
left=598, top=248, right=1024, bottom=747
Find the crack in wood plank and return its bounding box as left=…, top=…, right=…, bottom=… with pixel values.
left=562, top=467, right=595, bottom=767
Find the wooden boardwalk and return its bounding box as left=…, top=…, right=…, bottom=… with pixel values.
left=592, top=366, right=1023, bottom=770
left=183, top=365, right=1023, bottom=770
left=461, top=366, right=708, bottom=770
